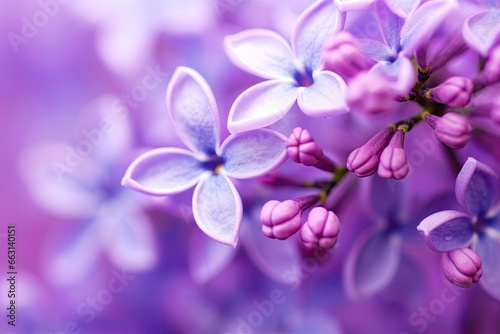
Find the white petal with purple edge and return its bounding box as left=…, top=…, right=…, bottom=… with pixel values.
left=166, top=67, right=220, bottom=155
left=228, top=80, right=299, bottom=133
left=122, top=148, right=207, bottom=195
left=475, top=232, right=500, bottom=300
left=334, top=0, right=376, bottom=11
left=292, top=0, right=346, bottom=71
left=463, top=8, right=500, bottom=57
left=220, top=129, right=287, bottom=179
left=297, top=71, right=349, bottom=117
left=455, top=157, right=499, bottom=217
left=345, top=229, right=402, bottom=299
left=400, top=0, right=458, bottom=56
left=370, top=56, right=415, bottom=96
left=417, top=210, right=474, bottom=252
left=192, top=173, right=242, bottom=248
left=224, top=29, right=296, bottom=80
left=188, top=230, right=237, bottom=283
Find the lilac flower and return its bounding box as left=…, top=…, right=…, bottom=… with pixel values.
left=122, top=67, right=287, bottom=247
left=462, top=0, right=500, bottom=57
left=223, top=0, right=349, bottom=133
left=418, top=157, right=500, bottom=299
left=341, top=0, right=457, bottom=96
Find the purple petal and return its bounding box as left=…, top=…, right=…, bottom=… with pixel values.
left=384, top=0, right=421, bottom=18
left=188, top=230, right=237, bottom=283
left=166, top=67, right=220, bottom=155
left=224, top=29, right=296, bottom=80
left=400, top=0, right=458, bottom=56
left=370, top=56, right=415, bottom=95
left=334, top=0, right=376, bottom=11
left=417, top=210, right=474, bottom=252
left=241, top=213, right=301, bottom=283
left=292, top=0, right=346, bottom=71
left=475, top=232, right=500, bottom=300
left=297, top=71, right=349, bottom=117
left=463, top=8, right=500, bottom=57
left=97, top=198, right=158, bottom=272
left=375, top=1, right=405, bottom=51
left=345, top=229, right=402, bottom=298
left=220, top=129, right=287, bottom=179
left=456, top=157, right=499, bottom=217
left=227, top=80, right=299, bottom=133
left=122, top=148, right=207, bottom=195
left=192, top=173, right=243, bottom=248
left=357, top=39, right=398, bottom=62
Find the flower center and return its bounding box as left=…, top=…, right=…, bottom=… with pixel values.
left=200, top=155, right=225, bottom=174
left=293, top=67, right=314, bottom=87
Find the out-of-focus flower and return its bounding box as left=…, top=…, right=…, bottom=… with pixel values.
left=462, top=1, right=500, bottom=57
left=442, top=248, right=483, bottom=288
left=418, top=157, right=500, bottom=299
left=224, top=0, right=349, bottom=133
left=122, top=67, right=287, bottom=247
left=346, top=71, right=399, bottom=114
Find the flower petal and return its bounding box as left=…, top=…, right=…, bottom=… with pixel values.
left=220, top=129, right=287, bottom=179
left=370, top=56, right=415, bottom=96
left=166, top=66, right=220, bottom=155
left=224, top=29, right=296, bottom=80
left=463, top=8, right=500, bottom=57
left=345, top=229, right=402, bottom=299
left=97, top=197, right=158, bottom=272
left=417, top=210, right=474, bottom=252
left=375, top=1, right=405, bottom=51
left=227, top=80, right=299, bottom=133
left=297, top=71, right=349, bottom=117
left=475, top=232, right=500, bottom=301
left=334, top=0, right=376, bottom=11
left=455, top=157, right=499, bottom=217
left=292, top=0, right=346, bottom=71
left=188, top=229, right=237, bottom=284
left=400, top=0, right=458, bottom=56
left=122, top=148, right=207, bottom=195
left=384, top=0, right=421, bottom=18
left=192, top=173, right=243, bottom=248
left=357, top=39, right=398, bottom=62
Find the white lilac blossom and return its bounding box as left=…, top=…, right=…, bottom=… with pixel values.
left=121, top=67, right=287, bottom=247
left=224, top=0, right=349, bottom=133
left=418, top=157, right=500, bottom=299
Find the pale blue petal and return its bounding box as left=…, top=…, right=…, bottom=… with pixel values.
left=357, top=38, right=398, bottom=62
left=384, top=0, right=422, bottom=18
left=292, top=0, right=346, bottom=71
left=370, top=56, right=416, bottom=95
left=400, top=0, right=458, bottom=56
left=345, top=229, right=402, bottom=298
left=188, top=230, right=237, bottom=283
left=122, top=148, right=207, bottom=195
left=475, top=232, right=500, bottom=301
left=224, top=29, right=296, bottom=80
left=297, top=71, right=349, bottom=117
left=227, top=80, right=299, bottom=133
left=462, top=8, right=500, bottom=57
left=375, top=1, right=405, bottom=51
left=192, top=173, right=243, bottom=248
left=220, top=129, right=287, bottom=179
left=166, top=67, right=220, bottom=155
left=417, top=210, right=474, bottom=252
left=456, top=157, right=499, bottom=217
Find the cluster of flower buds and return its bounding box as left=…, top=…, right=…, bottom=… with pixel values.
left=347, top=126, right=409, bottom=180
left=442, top=248, right=483, bottom=288
left=425, top=76, right=474, bottom=108
left=286, top=127, right=337, bottom=172
left=424, top=112, right=472, bottom=149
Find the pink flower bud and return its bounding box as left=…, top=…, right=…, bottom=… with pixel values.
left=347, top=127, right=393, bottom=177
left=347, top=72, right=399, bottom=114
left=425, top=113, right=472, bottom=149
left=300, top=207, right=340, bottom=249
left=286, top=127, right=337, bottom=172
left=321, top=32, right=376, bottom=78
left=442, top=248, right=483, bottom=288
left=378, top=130, right=409, bottom=180
left=430, top=76, right=474, bottom=108
left=260, top=196, right=318, bottom=240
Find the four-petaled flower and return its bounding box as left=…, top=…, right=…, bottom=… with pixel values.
left=122, top=67, right=288, bottom=247
left=224, top=0, right=349, bottom=133
left=418, top=157, right=500, bottom=299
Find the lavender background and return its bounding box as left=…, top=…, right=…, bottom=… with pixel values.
left=1, top=1, right=500, bottom=333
